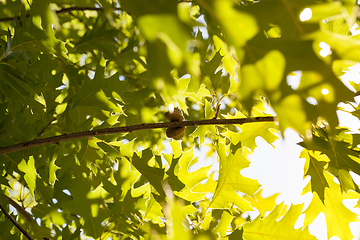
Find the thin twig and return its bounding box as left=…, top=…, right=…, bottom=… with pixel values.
left=282, top=0, right=304, bottom=35
left=0, top=116, right=276, bottom=155
left=0, top=201, right=34, bottom=240
left=213, top=103, right=221, bottom=119
left=35, top=116, right=59, bottom=139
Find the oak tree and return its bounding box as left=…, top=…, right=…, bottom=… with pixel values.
left=1, top=0, right=360, bottom=239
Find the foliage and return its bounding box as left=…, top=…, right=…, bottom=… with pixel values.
left=1, top=0, right=360, bottom=239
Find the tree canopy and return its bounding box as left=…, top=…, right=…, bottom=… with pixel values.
left=1, top=0, right=360, bottom=239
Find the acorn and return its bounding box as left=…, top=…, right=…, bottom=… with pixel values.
left=166, top=126, right=185, bottom=140
left=165, top=108, right=185, bottom=140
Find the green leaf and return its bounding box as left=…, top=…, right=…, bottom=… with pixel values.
left=304, top=151, right=329, bottom=203
left=243, top=204, right=316, bottom=240
left=201, top=50, right=222, bottom=78
left=131, top=149, right=165, bottom=197
left=303, top=172, right=358, bottom=239
left=222, top=110, right=278, bottom=151
left=177, top=149, right=216, bottom=202
left=239, top=50, right=285, bottom=99
left=208, top=0, right=258, bottom=47
left=207, top=138, right=260, bottom=211
left=190, top=100, right=217, bottom=144
left=243, top=189, right=280, bottom=218
left=166, top=155, right=185, bottom=192
left=60, top=176, right=108, bottom=238
left=18, top=156, right=37, bottom=197
left=304, top=129, right=360, bottom=193
left=229, top=228, right=244, bottom=240
left=213, top=210, right=233, bottom=237
left=75, top=16, right=122, bottom=59
left=77, top=138, right=103, bottom=172
left=244, top=35, right=353, bottom=132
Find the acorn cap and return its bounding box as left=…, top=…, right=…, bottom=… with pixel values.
left=165, top=108, right=184, bottom=122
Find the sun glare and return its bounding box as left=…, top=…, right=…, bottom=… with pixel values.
left=300, top=8, right=312, bottom=22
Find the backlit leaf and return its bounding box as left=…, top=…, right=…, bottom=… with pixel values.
left=303, top=172, right=358, bottom=239
left=207, top=138, right=260, bottom=211
left=243, top=204, right=316, bottom=240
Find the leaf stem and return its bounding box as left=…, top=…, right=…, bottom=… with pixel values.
left=0, top=116, right=275, bottom=155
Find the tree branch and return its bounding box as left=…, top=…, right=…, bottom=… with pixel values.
left=0, top=116, right=275, bottom=155
left=0, top=6, right=121, bottom=23
left=56, top=6, right=119, bottom=14
left=0, top=201, right=34, bottom=240
left=3, top=195, right=33, bottom=222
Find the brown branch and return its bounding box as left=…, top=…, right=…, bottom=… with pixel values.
left=281, top=0, right=304, bottom=35
left=0, top=116, right=275, bottom=155
left=3, top=195, right=33, bottom=222
left=0, top=6, right=121, bottom=23
left=55, top=6, right=121, bottom=14
left=0, top=201, right=34, bottom=240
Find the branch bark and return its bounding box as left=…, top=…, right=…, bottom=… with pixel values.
left=0, top=201, right=34, bottom=240
left=0, top=116, right=275, bottom=155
